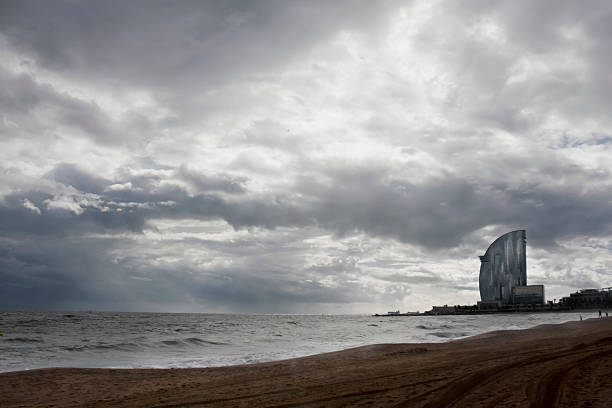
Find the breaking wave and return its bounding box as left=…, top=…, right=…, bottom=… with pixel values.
left=416, top=324, right=452, bottom=330
left=428, top=332, right=470, bottom=339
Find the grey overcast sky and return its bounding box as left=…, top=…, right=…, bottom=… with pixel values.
left=1, top=0, right=612, bottom=313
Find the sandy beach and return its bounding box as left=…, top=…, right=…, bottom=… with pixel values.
left=2, top=317, right=612, bottom=408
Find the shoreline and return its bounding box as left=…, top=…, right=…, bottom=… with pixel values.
left=3, top=318, right=612, bottom=407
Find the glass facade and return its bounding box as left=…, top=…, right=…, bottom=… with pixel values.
left=479, top=230, right=527, bottom=303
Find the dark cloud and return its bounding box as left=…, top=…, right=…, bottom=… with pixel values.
left=0, top=68, right=104, bottom=132
left=0, top=219, right=370, bottom=312
left=49, top=163, right=108, bottom=194
left=177, top=165, right=248, bottom=194
left=0, top=68, right=153, bottom=145
left=0, top=0, right=392, bottom=94
left=301, top=172, right=487, bottom=248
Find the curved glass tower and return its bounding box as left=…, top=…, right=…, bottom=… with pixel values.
left=479, top=230, right=526, bottom=303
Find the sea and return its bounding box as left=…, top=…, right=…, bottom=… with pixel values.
left=0, top=310, right=595, bottom=373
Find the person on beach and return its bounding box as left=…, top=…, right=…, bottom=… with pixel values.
left=599, top=310, right=602, bottom=318
left=606, top=312, right=609, bottom=318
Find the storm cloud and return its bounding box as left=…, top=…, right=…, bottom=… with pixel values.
left=2, top=1, right=612, bottom=312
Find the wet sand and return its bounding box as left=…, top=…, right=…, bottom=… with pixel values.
left=2, top=317, right=612, bottom=407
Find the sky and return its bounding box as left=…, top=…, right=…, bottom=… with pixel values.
left=1, top=0, right=612, bottom=313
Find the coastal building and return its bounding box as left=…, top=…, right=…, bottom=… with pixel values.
left=560, top=287, right=612, bottom=308
left=430, top=305, right=455, bottom=314
left=511, top=284, right=544, bottom=305
left=477, top=230, right=545, bottom=308
left=479, top=230, right=528, bottom=304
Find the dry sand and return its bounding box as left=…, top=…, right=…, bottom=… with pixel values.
left=2, top=317, right=612, bottom=407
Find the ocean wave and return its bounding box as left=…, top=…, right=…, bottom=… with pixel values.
left=160, top=338, right=229, bottom=347
left=416, top=324, right=452, bottom=330
left=4, top=337, right=44, bottom=343
left=13, top=319, right=44, bottom=326
left=429, top=332, right=469, bottom=338
left=211, top=322, right=240, bottom=328
left=184, top=337, right=229, bottom=346
left=61, top=342, right=142, bottom=352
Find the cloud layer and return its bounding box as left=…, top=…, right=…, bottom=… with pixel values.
left=2, top=0, right=612, bottom=312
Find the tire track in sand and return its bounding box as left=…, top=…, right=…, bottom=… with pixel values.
left=531, top=349, right=612, bottom=408
left=416, top=340, right=612, bottom=408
